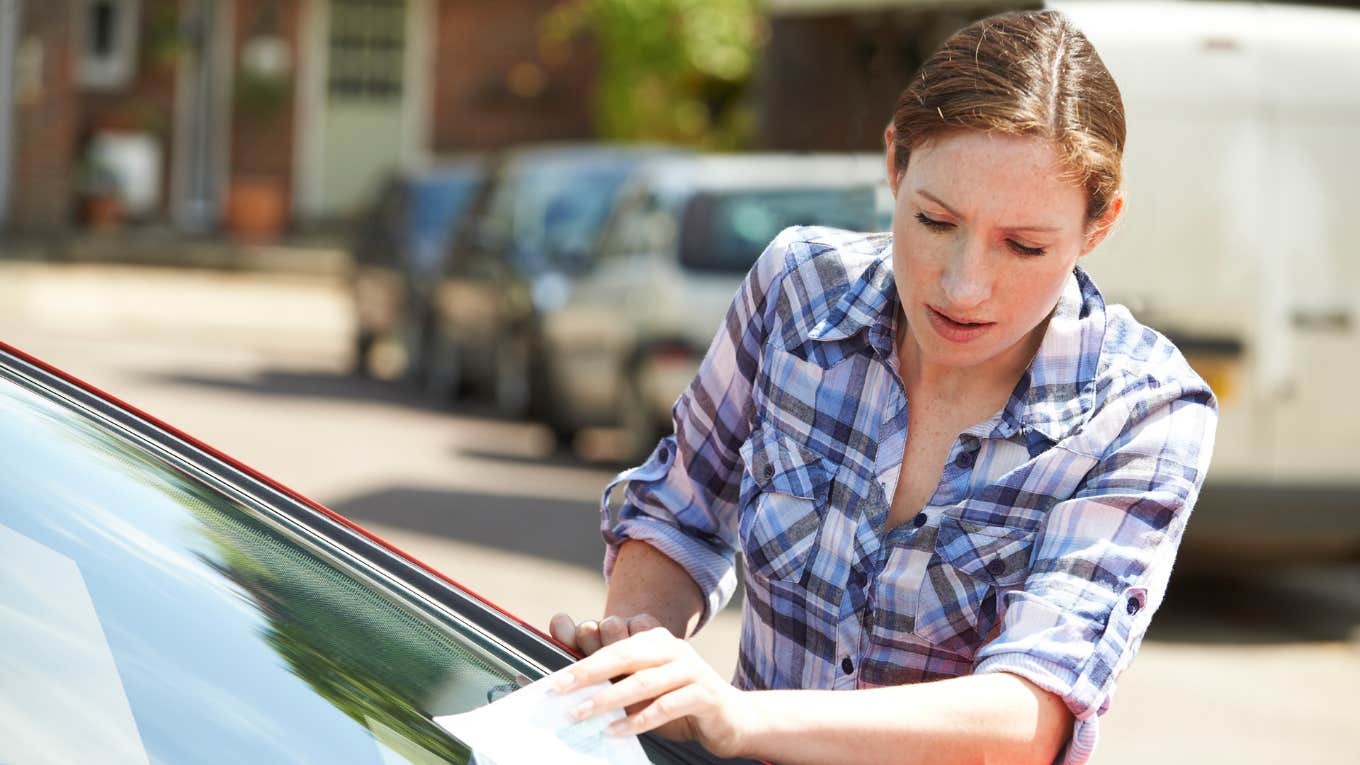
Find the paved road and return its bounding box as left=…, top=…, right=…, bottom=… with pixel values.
left=3, top=261, right=1357, bottom=763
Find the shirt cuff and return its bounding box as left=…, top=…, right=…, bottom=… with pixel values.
left=972, top=583, right=1150, bottom=765
left=604, top=514, right=738, bottom=632
left=973, top=653, right=1097, bottom=765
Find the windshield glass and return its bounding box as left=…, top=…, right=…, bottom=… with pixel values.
left=679, top=187, right=878, bottom=273
left=0, top=371, right=527, bottom=764
left=509, top=160, right=634, bottom=272
left=406, top=172, right=482, bottom=277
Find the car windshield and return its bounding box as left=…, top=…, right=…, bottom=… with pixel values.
left=509, top=160, right=634, bottom=272
left=679, top=187, right=879, bottom=273
left=406, top=172, right=482, bottom=277
left=0, top=370, right=526, bottom=763
left=0, top=364, right=727, bottom=765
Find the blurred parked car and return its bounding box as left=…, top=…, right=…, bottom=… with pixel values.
left=0, top=340, right=756, bottom=765
left=427, top=145, right=681, bottom=417
left=540, top=153, right=889, bottom=457
left=349, top=158, right=487, bottom=384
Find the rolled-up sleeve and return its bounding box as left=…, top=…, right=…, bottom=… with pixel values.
left=601, top=228, right=795, bottom=630
left=973, top=371, right=1218, bottom=764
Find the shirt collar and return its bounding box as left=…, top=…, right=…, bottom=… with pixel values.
left=1005, top=266, right=1107, bottom=446
left=806, top=238, right=899, bottom=359
left=808, top=240, right=1107, bottom=447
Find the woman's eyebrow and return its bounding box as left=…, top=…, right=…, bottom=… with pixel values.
left=913, top=188, right=1060, bottom=233
left=914, top=189, right=961, bottom=217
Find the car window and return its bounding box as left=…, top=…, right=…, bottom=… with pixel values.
left=354, top=177, right=407, bottom=266
left=679, top=187, right=879, bottom=273
left=600, top=191, right=673, bottom=261
left=509, top=161, right=634, bottom=272
left=0, top=369, right=721, bottom=765
left=405, top=174, right=482, bottom=278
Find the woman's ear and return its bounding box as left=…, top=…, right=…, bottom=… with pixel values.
left=1080, top=195, right=1124, bottom=256
left=884, top=124, right=901, bottom=198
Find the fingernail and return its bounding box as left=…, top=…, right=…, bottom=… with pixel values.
left=572, top=701, right=593, bottom=720
left=553, top=671, right=574, bottom=691
left=607, top=720, right=629, bottom=736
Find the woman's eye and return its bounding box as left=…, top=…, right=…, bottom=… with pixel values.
left=915, top=212, right=953, bottom=231
left=1007, top=240, right=1046, bottom=257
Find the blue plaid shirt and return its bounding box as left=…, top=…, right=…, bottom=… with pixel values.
left=601, top=227, right=1218, bottom=764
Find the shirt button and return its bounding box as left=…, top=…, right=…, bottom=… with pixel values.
left=657, top=446, right=669, bottom=463
left=912, top=512, right=928, bottom=528
left=841, top=657, right=854, bottom=675
left=1126, top=597, right=1141, bottom=616
left=955, top=450, right=976, bottom=468
left=986, top=559, right=1006, bottom=577
left=763, top=464, right=775, bottom=480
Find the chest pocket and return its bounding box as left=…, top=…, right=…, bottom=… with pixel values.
left=905, top=515, right=1035, bottom=658
left=737, top=426, right=831, bottom=584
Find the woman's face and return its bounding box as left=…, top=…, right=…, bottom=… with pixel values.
left=887, top=129, right=1114, bottom=379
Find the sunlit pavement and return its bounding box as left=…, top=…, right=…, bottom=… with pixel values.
left=3, top=260, right=1357, bottom=764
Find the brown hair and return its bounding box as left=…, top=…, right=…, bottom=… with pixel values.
left=891, top=10, right=1125, bottom=223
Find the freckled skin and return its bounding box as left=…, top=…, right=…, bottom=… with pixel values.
left=887, top=129, right=1118, bottom=394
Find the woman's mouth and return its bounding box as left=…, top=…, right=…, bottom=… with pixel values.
left=926, top=306, right=995, bottom=343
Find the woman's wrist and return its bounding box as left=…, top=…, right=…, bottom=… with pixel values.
left=723, top=689, right=789, bottom=760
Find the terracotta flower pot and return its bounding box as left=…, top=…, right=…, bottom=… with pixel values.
left=226, top=177, right=287, bottom=242
left=82, top=194, right=124, bottom=230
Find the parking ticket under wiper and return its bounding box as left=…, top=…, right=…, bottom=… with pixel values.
left=434, top=669, right=649, bottom=764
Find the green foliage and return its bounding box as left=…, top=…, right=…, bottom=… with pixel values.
left=544, top=0, right=765, bottom=149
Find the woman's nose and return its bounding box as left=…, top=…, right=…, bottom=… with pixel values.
left=940, top=242, right=992, bottom=308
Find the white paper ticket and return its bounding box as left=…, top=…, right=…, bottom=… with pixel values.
left=434, top=670, right=651, bottom=765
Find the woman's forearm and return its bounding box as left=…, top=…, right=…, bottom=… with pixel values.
left=736, top=672, right=1072, bottom=765
left=604, top=540, right=706, bottom=639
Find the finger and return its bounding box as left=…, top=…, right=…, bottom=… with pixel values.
left=598, top=615, right=630, bottom=646
left=608, top=683, right=715, bottom=737
left=627, top=614, right=663, bottom=636
left=549, top=613, right=578, bottom=649
left=576, top=620, right=603, bottom=656
left=575, top=662, right=692, bottom=719
left=557, top=627, right=675, bottom=691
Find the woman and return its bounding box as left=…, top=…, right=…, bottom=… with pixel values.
left=550, top=9, right=1217, bottom=764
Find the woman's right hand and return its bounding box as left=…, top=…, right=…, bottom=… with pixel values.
left=548, top=612, right=664, bottom=656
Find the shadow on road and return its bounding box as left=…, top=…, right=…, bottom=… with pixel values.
left=151, top=368, right=441, bottom=408
left=330, top=484, right=748, bottom=609
left=1147, top=565, right=1360, bottom=644
left=331, top=486, right=608, bottom=572
left=150, top=367, right=633, bottom=468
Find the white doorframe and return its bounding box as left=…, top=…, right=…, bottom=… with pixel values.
left=292, top=0, right=327, bottom=221
left=401, top=0, right=433, bottom=171
left=294, top=0, right=432, bottom=223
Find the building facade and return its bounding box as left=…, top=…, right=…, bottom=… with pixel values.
left=0, top=0, right=597, bottom=237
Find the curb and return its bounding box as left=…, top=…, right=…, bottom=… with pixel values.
left=0, top=230, right=351, bottom=279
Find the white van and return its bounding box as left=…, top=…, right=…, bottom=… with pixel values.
left=1044, top=1, right=1360, bottom=565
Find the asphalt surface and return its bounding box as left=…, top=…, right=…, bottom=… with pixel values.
left=2, top=260, right=1357, bottom=764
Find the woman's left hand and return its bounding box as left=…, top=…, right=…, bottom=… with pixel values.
left=555, top=626, right=755, bottom=759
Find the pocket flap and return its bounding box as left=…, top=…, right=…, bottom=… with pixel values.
left=741, top=426, right=830, bottom=500
left=935, top=516, right=1034, bottom=587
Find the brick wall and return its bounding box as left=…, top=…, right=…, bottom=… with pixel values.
left=756, top=6, right=1021, bottom=152
left=80, top=0, right=181, bottom=218
left=230, top=0, right=301, bottom=202
left=430, top=0, right=597, bottom=152
left=9, top=1, right=78, bottom=233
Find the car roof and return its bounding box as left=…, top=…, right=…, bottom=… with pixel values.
left=498, top=142, right=689, bottom=171
left=642, top=152, right=886, bottom=192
